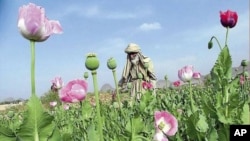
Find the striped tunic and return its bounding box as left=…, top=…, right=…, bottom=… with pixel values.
left=119, top=52, right=157, bottom=99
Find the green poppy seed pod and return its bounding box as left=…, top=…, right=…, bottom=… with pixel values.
left=158, top=122, right=165, bottom=130
left=241, top=60, right=248, bottom=67
left=83, top=71, right=89, bottom=79
left=7, top=111, right=15, bottom=118
left=164, top=75, right=168, bottom=81
left=244, top=71, right=249, bottom=77
left=107, top=57, right=117, bottom=70
left=208, top=40, right=213, bottom=49
left=137, top=73, right=143, bottom=79
left=85, top=53, right=99, bottom=71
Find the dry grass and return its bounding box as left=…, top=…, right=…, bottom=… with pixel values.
left=0, top=103, right=23, bottom=111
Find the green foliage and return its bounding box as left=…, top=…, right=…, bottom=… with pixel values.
left=1, top=83, right=249, bottom=141
left=17, top=94, right=60, bottom=141
left=40, top=90, right=61, bottom=108
left=0, top=94, right=61, bottom=141
left=1, top=42, right=249, bottom=141
left=0, top=126, right=16, bottom=141
left=210, top=46, right=232, bottom=90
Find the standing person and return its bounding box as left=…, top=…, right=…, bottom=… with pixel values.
left=118, top=43, right=157, bottom=99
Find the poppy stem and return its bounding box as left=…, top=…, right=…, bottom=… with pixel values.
left=189, top=81, right=195, bottom=113
left=224, top=86, right=229, bottom=117
left=91, top=70, right=104, bottom=141
left=225, top=27, right=229, bottom=46
left=30, top=40, right=36, bottom=96
left=112, top=69, right=125, bottom=117
left=210, top=36, right=223, bottom=51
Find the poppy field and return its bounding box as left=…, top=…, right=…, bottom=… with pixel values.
left=0, top=70, right=249, bottom=141
left=0, top=2, right=249, bottom=141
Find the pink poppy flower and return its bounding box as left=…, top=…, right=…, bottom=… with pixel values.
left=178, top=65, right=194, bottom=82
left=153, top=131, right=168, bottom=141
left=220, top=10, right=238, bottom=28
left=173, top=80, right=181, bottom=87
left=240, top=75, right=245, bottom=85
left=49, top=101, right=57, bottom=107
left=18, top=3, right=62, bottom=41
left=192, top=72, right=201, bottom=79
left=154, top=111, right=178, bottom=140
left=51, top=76, right=64, bottom=90
left=59, top=79, right=88, bottom=103
left=142, top=81, right=153, bottom=90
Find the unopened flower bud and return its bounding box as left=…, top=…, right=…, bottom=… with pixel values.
left=85, top=53, right=99, bottom=71
left=208, top=40, right=213, bottom=49
left=7, top=111, right=15, bottom=118
left=244, top=71, right=249, bottom=77
left=107, top=57, right=117, bottom=70
left=241, top=60, right=248, bottom=67
left=83, top=71, right=89, bottom=79
left=164, top=75, right=168, bottom=81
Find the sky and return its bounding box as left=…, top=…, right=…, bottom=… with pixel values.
left=0, top=0, right=249, bottom=101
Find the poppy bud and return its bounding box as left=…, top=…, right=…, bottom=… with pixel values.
left=164, top=75, right=168, bottom=81
left=241, top=60, right=248, bottom=67
left=85, top=53, right=99, bottom=71
left=244, top=71, right=249, bottom=78
left=83, top=72, right=89, bottom=79
left=107, top=57, right=117, bottom=70
left=7, top=111, right=15, bottom=118
left=208, top=40, right=213, bottom=49
left=178, top=65, right=194, bottom=82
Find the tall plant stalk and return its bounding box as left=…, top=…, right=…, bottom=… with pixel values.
left=30, top=40, right=36, bottom=96
left=112, top=69, right=122, bottom=109
left=189, top=81, right=195, bottom=113
left=91, top=70, right=104, bottom=141
left=224, top=27, right=229, bottom=117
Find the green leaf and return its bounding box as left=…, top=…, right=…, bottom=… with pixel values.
left=201, top=94, right=217, bottom=119
left=210, top=46, right=232, bottom=89
left=0, top=126, right=17, bottom=141
left=186, top=111, right=207, bottom=140
left=61, top=133, right=71, bottom=141
left=48, top=127, right=62, bottom=141
left=87, top=124, right=99, bottom=141
left=81, top=101, right=94, bottom=120
left=132, top=117, right=144, bottom=134
left=125, top=117, right=144, bottom=138
left=217, top=124, right=229, bottom=141
left=16, top=94, right=55, bottom=141
left=241, top=102, right=250, bottom=124
left=196, top=114, right=209, bottom=133
left=217, top=109, right=234, bottom=124
left=207, top=127, right=218, bottom=141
